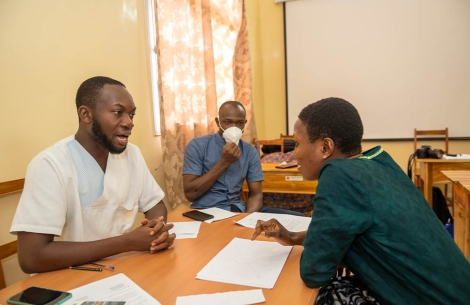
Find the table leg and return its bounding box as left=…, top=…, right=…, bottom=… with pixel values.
left=421, top=163, right=433, bottom=207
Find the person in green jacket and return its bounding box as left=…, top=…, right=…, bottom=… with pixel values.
left=252, top=97, right=470, bottom=305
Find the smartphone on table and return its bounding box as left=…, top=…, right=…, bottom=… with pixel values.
left=7, top=286, right=72, bottom=305
left=275, top=162, right=298, bottom=169
left=182, top=210, right=214, bottom=221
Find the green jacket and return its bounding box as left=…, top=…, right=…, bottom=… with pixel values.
left=301, top=146, right=470, bottom=305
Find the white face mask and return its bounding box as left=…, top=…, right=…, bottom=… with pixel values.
left=219, top=123, right=244, bottom=145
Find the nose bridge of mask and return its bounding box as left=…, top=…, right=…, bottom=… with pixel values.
left=222, top=126, right=243, bottom=145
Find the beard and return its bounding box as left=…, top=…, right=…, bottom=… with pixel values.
left=91, top=117, right=126, bottom=154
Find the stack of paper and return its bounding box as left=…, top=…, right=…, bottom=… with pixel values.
left=443, top=154, right=470, bottom=160
left=196, top=237, right=292, bottom=289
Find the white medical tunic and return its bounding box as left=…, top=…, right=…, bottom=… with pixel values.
left=10, top=135, right=164, bottom=242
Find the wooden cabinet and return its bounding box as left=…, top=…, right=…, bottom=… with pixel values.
left=441, top=171, right=470, bottom=261
left=454, top=183, right=470, bottom=259
left=453, top=182, right=470, bottom=260
left=242, top=163, right=317, bottom=196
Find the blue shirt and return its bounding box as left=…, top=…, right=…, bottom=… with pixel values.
left=183, top=133, right=264, bottom=212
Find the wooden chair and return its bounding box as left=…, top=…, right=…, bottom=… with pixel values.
left=252, top=138, right=284, bottom=156
left=414, top=128, right=449, bottom=157
left=0, top=179, right=24, bottom=289
left=413, top=128, right=452, bottom=207
left=0, top=240, right=17, bottom=289
left=280, top=133, right=294, bottom=140
left=280, top=134, right=296, bottom=154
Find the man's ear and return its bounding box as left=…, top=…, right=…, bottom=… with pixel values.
left=215, top=117, right=220, bottom=127
left=77, top=106, right=93, bottom=124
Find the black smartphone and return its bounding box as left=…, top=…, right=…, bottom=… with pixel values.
left=7, top=286, right=72, bottom=305
left=182, top=210, right=214, bottom=221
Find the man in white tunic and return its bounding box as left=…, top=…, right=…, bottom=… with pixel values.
left=10, top=76, right=175, bottom=273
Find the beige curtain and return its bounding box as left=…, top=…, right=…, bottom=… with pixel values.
left=155, top=0, right=257, bottom=208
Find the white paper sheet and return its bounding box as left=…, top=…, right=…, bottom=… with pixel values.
left=196, top=237, right=292, bottom=289
left=169, top=221, right=202, bottom=239
left=176, top=289, right=265, bottom=305
left=199, top=207, right=238, bottom=223
left=63, top=273, right=161, bottom=304
left=442, top=154, right=470, bottom=160
left=236, top=212, right=311, bottom=232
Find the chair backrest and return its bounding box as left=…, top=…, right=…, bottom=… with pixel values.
left=0, top=179, right=22, bottom=289
left=414, top=128, right=449, bottom=154
left=0, top=240, right=17, bottom=289
left=252, top=138, right=284, bottom=156
left=280, top=133, right=294, bottom=140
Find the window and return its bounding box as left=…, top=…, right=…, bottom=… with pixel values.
left=144, top=0, right=161, bottom=135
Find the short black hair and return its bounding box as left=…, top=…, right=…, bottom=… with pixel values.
left=75, top=76, right=125, bottom=110
left=298, top=97, right=363, bottom=156
left=219, top=100, right=246, bottom=114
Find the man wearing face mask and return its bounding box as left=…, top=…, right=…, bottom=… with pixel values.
left=183, top=101, right=304, bottom=215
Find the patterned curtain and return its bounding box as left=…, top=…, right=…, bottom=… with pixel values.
left=155, top=0, right=257, bottom=208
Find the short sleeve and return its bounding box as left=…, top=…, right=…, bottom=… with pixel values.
left=183, top=139, right=204, bottom=176
left=245, top=144, right=264, bottom=183
left=10, top=155, right=67, bottom=236
left=134, top=147, right=165, bottom=213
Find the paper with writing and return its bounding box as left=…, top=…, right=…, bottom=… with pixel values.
left=196, top=237, right=292, bottom=289
left=64, top=273, right=161, bottom=304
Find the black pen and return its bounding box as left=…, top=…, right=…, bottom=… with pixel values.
left=87, top=262, right=115, bottom=270
left=69, top=266, right=102, bottom=272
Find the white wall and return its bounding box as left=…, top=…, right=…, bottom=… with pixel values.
left=285, top=0, right=470, bottom=139
left=0, top=0, right=169, bottom=286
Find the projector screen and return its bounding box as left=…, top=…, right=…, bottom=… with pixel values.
left=285, top=0, right=470, bottom=139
